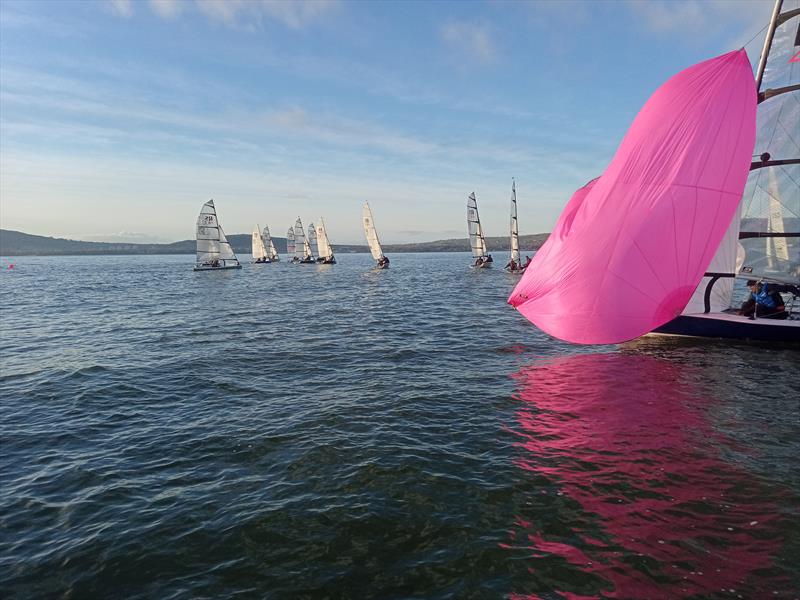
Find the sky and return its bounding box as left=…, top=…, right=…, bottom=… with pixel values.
left=0, top=0, right=776, bottom=244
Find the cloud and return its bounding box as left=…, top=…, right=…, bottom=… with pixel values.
left=149, top=0, right=183, bottom=20
left=628, top=0, right=773, bottom=38
left=108, top=0, right=134, bottom=18
left=441, top=21, right=497, bottom=65
left=192, top=0, right=338, bottom=29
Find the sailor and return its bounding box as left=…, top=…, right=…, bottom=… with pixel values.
left=474, top=256, right=484, bottom=267
left=740, top=280, right=787, bottom=319
left=505, top=258, right=518, bottom=272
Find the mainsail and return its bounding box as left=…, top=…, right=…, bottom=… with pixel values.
left=510, top=180, right=520, bottom=264
left=263, top=225, right=279, bottom=261
left=195, top=199, right=241, bottom=268
left=316, top=218, right=334, bottom=260
left=362, top=202, right=385, bottom=261
left=508, top=50, right=757, bottom=344
left=467, top=192, right=488, bottom=258
left=286, top=227, right=295, bottom=257
left=684, top=0, right=800, bottom=313
left=739, top=0, right=799, bottom=285
left=307, top=223, right=319, bottom=259
left=252, top=225, right=268, bottom=261
left=294, top=218, right=311, bottom=260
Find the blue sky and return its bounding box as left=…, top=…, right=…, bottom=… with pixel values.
left=0, top=0, right=774, bottom=244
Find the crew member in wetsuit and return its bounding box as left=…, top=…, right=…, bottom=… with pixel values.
left=505, top=258, right=518, bottom=272
left=740, top=280, right=787, bottom=319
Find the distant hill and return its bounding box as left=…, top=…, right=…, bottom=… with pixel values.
left=0, top=229, right=549, bottom=256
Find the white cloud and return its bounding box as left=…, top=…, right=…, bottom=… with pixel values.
left=441, top=21, right=497, bottom=65
left=628, top=0, right=773, bottom=37
left=108, top=0, right=134, bottom=18
left=149, top=0, right=183, bottom=20
left=192, top=0, right=338, bottom=29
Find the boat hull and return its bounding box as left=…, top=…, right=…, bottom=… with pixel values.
left=651, top=312, right=800, bottom=342
left=193, top=264, right=242, bottom=271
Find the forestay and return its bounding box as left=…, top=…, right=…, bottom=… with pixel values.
left=467, top=192, right=488, bottom=258
left=362, top=202, right=385, bottom=261
left=508, top=50, right=757, bottom=344
left=196, top=199, right=240, bottom=268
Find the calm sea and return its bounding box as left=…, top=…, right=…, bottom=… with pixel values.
left=1, top=253, right=798, bottom=599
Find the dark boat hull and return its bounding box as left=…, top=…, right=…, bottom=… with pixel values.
left=652, top=312, right=800, bottom=342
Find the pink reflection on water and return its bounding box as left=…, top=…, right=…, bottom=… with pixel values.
left=507, top=353, right=793, bottom=598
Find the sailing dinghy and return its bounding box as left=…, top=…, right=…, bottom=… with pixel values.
left=308, top=223, right=320, bottom=262
left=507, top=179, right=523, bottom=273
left=316, top=218, right=337, bottom=264
left=653, top=0, right=800, bottom=341
left=194, top=199, right=242, bottom=271
left=263, top=225, right=280, bottom=262
left=362, top=202, right=389, bottom=268
left=287, top=226, right=298, bottom=263
left=294, top=218, right=315, bottom=263
left=509, top=49, right=758, bottom=343
left=467, top=192, right=492, bottom=268
left=252, top=225, right=270, bottom=263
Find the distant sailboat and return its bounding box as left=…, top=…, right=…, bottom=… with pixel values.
left=316, top=218, right=337, bottom=264
left=308, top=223, right=319, bottom=261
left=467, top=192, right=492, bottom=268
left=263, top=225, right=280, bottom=262
left=363, top=202, right=389, bottom=268
left=252, top=225, right=270, bottom=263
left=287, top=226, right=297, bottom=263
left=507, top=179, right=522, bottom=273
left=194, top=199, right=242, bottom=271
left=295, top=217, right=315, bottom=263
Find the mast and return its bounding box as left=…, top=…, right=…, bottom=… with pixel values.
left=756, top=0, right=784, bottom=91
left=510, top=179, right=520, bottom=263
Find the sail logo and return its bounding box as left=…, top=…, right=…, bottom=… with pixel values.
left=790, top=50, right=800, bottom=63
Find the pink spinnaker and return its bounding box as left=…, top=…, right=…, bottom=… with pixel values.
left=509, top=50, right=757, bottom=344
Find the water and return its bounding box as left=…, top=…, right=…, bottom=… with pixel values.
left=1, top=253, right=798, bottom=599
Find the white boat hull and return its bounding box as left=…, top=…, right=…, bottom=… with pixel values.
left=193, top=264, right=242, bottom=271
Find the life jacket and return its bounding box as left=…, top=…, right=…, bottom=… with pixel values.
left=754, top=286, right=778, bottom=309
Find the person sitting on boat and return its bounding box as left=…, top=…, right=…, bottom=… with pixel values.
left=505, top=258, right=518, bottom=272
left=484, top=254, right=493, bottom=263
left=740, top=280, right=787, bottom=319
left=474, top=256, right=484, bottom=267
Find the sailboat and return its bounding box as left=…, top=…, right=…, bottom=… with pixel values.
left=287, top=226, right=298, bottom=263
left=507, top=179, right=523, bottom=273
left=194, top=199, right=242, bottom=271
left=308, top=223, right=319, bottom=262
left=362, top=202, right=389, bottom=268
left=467, top=192, right=492, bottom=268
left=316, top=218, right=337, bottom=264
left=262, top=225, right=280, bottom=262
left=653, top=0, right=799, bottom=341
left=294, top=217, right=315, bottom=263
left=251, top=225, right=270, bottom=264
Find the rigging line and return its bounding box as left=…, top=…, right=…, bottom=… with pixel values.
left=752, top=180, right=800, bottom=219
left=778, top=163, right=800, bottom=194
left=743, top=22, right=771, bottom=51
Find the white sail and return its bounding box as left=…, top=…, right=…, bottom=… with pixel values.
left=510, top=180, right=520, bottom=263
left=252, top=225, right=268, bottom=261
left=287, top=227, right=295, bottom=256
left=307, top=223, right=319, bottom=259
left=195, top=199, right=240, bottom=268
left=294, top=218, right=311, bottom=260
left=683, top=0, right=799, bottom=312
left=467, top=192, right=487, bottom=258
left=738, top=0, right=799, bottom=285
left=263, top=225, right=279, bottom=261
left=316, top=218, right=334, bottom=260
left=362, top=202, right=384, bottom=261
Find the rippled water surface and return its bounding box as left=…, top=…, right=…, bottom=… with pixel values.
left=1, top=253, right=798, bottom=599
